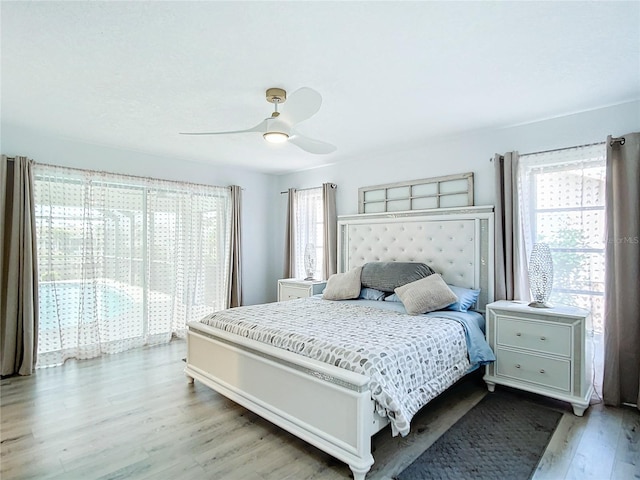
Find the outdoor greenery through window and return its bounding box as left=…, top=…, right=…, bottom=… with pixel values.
left=34, top=165, right=232, bottom=367
left=519, top=143, right=606, bottom=332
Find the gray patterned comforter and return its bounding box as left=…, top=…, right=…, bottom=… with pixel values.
left=197, top=297, right=471, bottom=436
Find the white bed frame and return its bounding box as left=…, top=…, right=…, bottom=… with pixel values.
left=185, top=206, right=494, bottom=479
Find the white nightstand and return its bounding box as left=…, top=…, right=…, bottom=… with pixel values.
left=483, top=300, right=593, bottom=416
left=277, top=279, right=326, bottom=302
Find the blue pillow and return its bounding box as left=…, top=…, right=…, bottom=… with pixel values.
left=446, top=285, right=481, bottom=312
left=359, top=287, right=387, bottom=301
left=384, top=293, right=401, bottom=302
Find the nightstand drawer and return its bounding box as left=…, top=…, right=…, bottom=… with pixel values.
left=496, top=348, right=571, bottom=392
left=279, top=285, right=309, bottom=301
left=496, top=315, right=571, bottom=356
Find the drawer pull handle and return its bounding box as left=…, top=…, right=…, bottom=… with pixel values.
left=539, top=369, right=545, bottom=374
left=515, top=364, right=521, bottom=369
left=540, top=336, right=546, bottom=341
left=516, top=333, right=522, bottom=337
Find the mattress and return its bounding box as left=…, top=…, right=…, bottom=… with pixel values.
left=194, top=296, right=489, bottom=436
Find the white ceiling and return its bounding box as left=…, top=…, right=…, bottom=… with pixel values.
left=2, top=1, right=639, bottom=174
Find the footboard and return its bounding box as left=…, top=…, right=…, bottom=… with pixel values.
left=185, top=322, right=387, bottom=480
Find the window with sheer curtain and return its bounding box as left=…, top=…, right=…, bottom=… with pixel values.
left=34, top=164, right=232, bottom=367
left=293, top=187, right=324, bottom=280
left=519, top=143, right=606, bottom=332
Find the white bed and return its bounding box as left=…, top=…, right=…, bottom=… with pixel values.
left=185, top=206, right=495, bottom=480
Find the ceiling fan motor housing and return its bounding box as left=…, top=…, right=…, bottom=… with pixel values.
left=266, top=88, right=287, bottom=104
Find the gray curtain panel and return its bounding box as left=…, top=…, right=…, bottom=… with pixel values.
left=1, top=155, right=39, bottom=376
left=283, top=188, right=296, bottom=278
left=228, top=185, right=242, bottom=308
left=603, top=132, right=640, bottom=409
left=493, top=152, right=529, bottom=301
left=322, top=183, right=337, bottom=279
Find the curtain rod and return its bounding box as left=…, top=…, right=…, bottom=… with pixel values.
left=280, top=183, right=337, bottom=194
left=489, top=138, right=608, bottom=162
left=520, top=141, right=605, bottom=158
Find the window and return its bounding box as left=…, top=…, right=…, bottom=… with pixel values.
left=519, top=143, right=606, bottom=332
left=293, top=187, right=324, bottom=280
left=34, top=165, right=231, bottom=367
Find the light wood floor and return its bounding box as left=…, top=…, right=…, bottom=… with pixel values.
left=1, top=340, right=638, bottom=480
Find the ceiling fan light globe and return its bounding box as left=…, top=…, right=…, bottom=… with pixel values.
left=263, top=131, right=289, bottom=144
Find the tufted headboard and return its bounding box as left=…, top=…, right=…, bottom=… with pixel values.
left=337, top=206, right=494, bottom=311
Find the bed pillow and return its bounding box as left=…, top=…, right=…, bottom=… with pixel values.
left=384, top=293, right=401, bottom=302
left=446, top=285, right=481, bottom=312
left=394, top=274, right=457, bottom=315
left=358, top=287, right=387, bottom=301
left=361, top=262, right=435, bottom=293
left=323, top=266, right=363, bottom=300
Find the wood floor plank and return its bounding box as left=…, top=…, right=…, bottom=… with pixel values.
left=532, top=411, right=586, bottom=480
left=564, top=403, right=624, bottom=480
left=611, top=408, right=640, bottom=480
left=0, top=340, right=630, bottom=480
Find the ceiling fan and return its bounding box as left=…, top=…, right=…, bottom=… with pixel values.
left=180, top=87, right=336, bottom=155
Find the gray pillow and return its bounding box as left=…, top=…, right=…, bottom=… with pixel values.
left=394, top=274, right=457, bottom=315
left=322, top=266, right=363, bottom=300
left=361, top=262, right=434, bottom=293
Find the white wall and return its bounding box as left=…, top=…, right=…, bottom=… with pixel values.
left=1, top=124, right=279, bottom=305
left=274, top=101, right=640, bottom=274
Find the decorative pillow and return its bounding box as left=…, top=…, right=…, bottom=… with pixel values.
left=394, top=274, right=457, bottom=315
left=446, top=285, right=481, bottom=312
left=322, top=266, right=363, bottom=300
left=361, top=262, right=434, bottom=293
left=358, top=287, right=387, bottom=301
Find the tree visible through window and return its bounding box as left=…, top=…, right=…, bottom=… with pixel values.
left=519, top=143, right=606, bottom=332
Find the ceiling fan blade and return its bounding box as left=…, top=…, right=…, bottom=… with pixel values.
left=289, top=131, right=336, bottom=155
left=180, top=119, right=267, bottom=136
left=278, top=88, right=322, bottom=126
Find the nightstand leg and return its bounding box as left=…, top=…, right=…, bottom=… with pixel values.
left=571, top=403, right=588, bottom=416
left=485, top=381, right=496, bottom=392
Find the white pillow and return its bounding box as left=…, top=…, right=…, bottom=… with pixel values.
left=394, top=274, right=457, bottom=315
left=322, top=266, right=363, bottom=300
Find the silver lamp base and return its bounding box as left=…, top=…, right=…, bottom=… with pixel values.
left=528, top=301, right=553, bottom=308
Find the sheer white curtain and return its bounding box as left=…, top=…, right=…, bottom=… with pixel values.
left=293, top=187, right=324, bottom=280
left=34, top=164, right=231, bottom=367
left=518, top=143, right=606, bottom=331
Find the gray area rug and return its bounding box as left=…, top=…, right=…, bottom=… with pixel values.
left=395, top=390, right=563, bottom=480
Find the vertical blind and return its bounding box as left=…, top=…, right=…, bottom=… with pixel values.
left=34, top=165, right=231, bottom=367
left=519, top=143, right=606, bottom=331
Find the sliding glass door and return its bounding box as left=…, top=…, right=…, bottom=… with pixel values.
left=34, top=165, right=231, bottom=367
